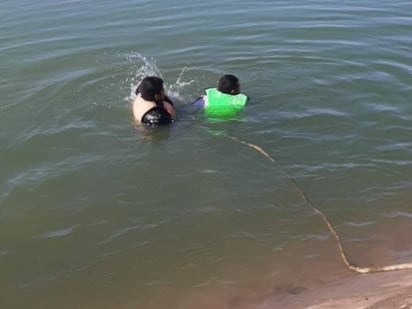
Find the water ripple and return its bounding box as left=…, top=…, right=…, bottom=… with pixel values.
left=38, top=225, right=79, bottom=239
left=98, top=223, right=157, bottom=245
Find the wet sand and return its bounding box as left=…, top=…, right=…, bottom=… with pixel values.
left=138, top=268, right=412, bottom=309
left=136, top=236, right=412, bottom=309
left=258, top=270, right=412, bottom=309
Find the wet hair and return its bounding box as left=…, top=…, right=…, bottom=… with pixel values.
left=217, top=74, right=240, bottom=94
left=136, top=76, right=164, bottom=101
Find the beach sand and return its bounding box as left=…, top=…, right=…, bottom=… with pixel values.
left=146, top=267, right=412, bottom=309
left=258, top=270, right=412, bottom=309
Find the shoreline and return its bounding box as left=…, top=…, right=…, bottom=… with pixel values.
left=258, top=269, right=412, bottom=309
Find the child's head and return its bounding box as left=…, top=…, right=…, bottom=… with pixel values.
left=137, top=76, right=165, bottom=102
left=217, top=74, right=240, bottom=95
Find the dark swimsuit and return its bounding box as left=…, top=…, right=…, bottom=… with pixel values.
left=141, top=105, right=173, bottom=126
left=137, top=90, right=175, bottom=126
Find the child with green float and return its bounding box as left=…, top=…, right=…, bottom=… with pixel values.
left=191, top=74, right=249, bottom=117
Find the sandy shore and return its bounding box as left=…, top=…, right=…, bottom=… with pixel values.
left=258, top=270, right=412, bottom=309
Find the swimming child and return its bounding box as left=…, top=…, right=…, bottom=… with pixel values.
left=191, top=74, right=248, bottom=117
left=133, top=76, right=176, bottom=126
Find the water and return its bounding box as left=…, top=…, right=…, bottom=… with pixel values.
left=1, top=0, right=412, bottom=308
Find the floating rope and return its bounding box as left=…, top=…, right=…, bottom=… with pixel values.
left=227, top=135, right=412, bottom=274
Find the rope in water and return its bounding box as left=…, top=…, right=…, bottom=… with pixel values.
left=227, top=135, right=412, bottom=274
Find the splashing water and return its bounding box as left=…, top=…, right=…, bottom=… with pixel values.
left=166, top=66, right=195, bottom=103
left=125, top=53, right=194, bottom=105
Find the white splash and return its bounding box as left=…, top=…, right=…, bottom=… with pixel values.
left=125, top=53, right=194, bottom=104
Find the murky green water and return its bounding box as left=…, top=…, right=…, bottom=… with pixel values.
left=1, top=0, right=412, bottom=307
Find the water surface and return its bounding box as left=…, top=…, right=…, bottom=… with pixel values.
left=1, top=0, right=412, bottom=308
